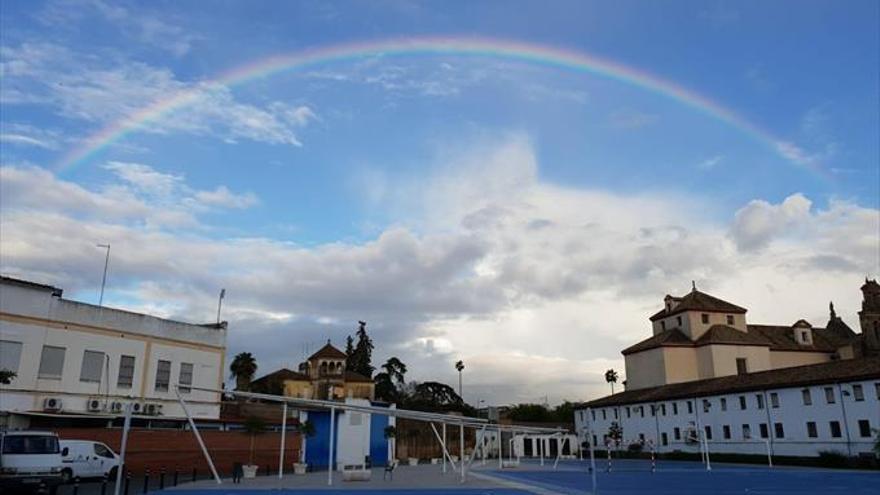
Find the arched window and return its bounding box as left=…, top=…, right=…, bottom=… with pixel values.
left=320, top=362, right=328, bottom=375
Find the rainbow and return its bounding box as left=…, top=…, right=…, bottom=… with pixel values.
left=57, top=36, right=821, bottom=174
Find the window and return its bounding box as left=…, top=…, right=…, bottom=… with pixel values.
left=756, top=394, right=764, bottom=410
left=723, top=425, right=731, bottom=439
left=638, top=433, right=645, bottom=442
left=852, top=384, right=864, bottom=401
left=802, top=388, right=812, bottom=405
left=79, top=350, right=105, bottom=383
left=687, top=401, right=693, bottom=414
left=806, top=422, right=818, bottom=438
left=701, top=313, right=709, bottom=324
left=1, top=435, right=59, bottom=454
left=704, top=426, right=712, bottom=440
left=824, top=387, right=835, bottom=404
left=155, top=360, right=171, bottom=392
left=640, top=406, right=645, bottom=418
left=117, top=355, right=135, bottom=388
left=774, top=423, right=784, bottom=439
left=726, top=315, right=734, bottom=325
left=770, top=392, right=779, bottom=408
left=602, top=409, right=606, bottom=420
left=676, top=316, right=682, bottom=327
left=591, top=410, right=596, bottom=421
left=720, top=398, right=727, bottom=411
left=94, top=443, right=114, bottom=459
left=0, top=340, right=23, bottom=376
left=673, top=402, right=678, bottom=415
left=179, top=362, right=194, bottom=393
left=875, top=383, right=880, bottom=400
left=829, top=421, right=842, bottom=438
left=650, top=405, right=656, bottom=416
left=742, top=424, right=751, bottom=439
left=739, top=396, right=747, bottom=410
left=703, top=399, right=711, bottom=413
left=38, top=345, right=66, bottom=379
left=626, top=406, right=631, bottom=418
left=661, top=321, right=666, bottom=330
left=858, top=420, right=871, bottom=438
left=661, top=432, right=668, bottom=446
left=661, top=404, right=666, bottom=416
left=674, top=427, right=681, bottom=440
left=613, top=408, right=618, bottom=419
left=759, top=423, right=769, bottom=439
left=736, top=358, right=748, bottom=375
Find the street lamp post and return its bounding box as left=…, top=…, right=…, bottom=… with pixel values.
left=455, top=360, right=464, bottom=400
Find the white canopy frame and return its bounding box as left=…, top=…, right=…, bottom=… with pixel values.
left=175, top=386, right=567, bottom=486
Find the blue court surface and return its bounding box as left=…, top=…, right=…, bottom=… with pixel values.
left=488, top=459, right=880, bottom=495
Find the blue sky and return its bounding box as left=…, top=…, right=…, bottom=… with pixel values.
left=1, top=0, right=878, bottom=404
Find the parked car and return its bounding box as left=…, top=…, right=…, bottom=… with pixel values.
left=59, top=440, right=119, bottom=483
left=0, top=431, right=63, bottom=494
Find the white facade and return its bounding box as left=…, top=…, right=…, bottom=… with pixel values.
left=0, top=278, right=227, bottom=425
left=575, top=379, right=880, bottom=458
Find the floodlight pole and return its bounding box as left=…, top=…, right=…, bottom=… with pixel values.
left=113, top=402, right=132, bottom=495
left=328, top=406, right=336, bottom=486
left=176, top=387, right=221, bottom=484
left=278, top=402, right=287, bottom=479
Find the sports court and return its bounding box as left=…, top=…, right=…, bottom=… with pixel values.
left=157, top=458, right=880, bottom=495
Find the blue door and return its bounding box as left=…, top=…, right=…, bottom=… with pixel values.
left=304, top=411, right=336, bottom=469
left=369, top=413, right=389, bottom=467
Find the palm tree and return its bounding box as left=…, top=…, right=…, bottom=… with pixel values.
left=455, top=360, right=464, bottom=399
left=605, top=369, right=618, bottom=395
left=230, top=352, right=258, bottom=391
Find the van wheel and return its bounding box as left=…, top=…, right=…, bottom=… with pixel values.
left=108, top=467, right=118, bottom=481
left=60, top=468, right=73, bottom=484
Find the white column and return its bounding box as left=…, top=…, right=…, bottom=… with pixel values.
left=328, top=407, right=335, bottom=486
left=459, top=423, right=465, bottom=483
left=497, top=428, right=502, bottom=469
left=442, top=423, right=447, bottom=473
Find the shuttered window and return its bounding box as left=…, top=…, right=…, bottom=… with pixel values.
left=179, top=362, right=194, bottom=393
left=38, top=345, right=66, bottom=379
left=117, top=355, right=136, bottom=389
left=155, top=360, right=171, bottom=392
left=80, top=350, right=105, bottom=383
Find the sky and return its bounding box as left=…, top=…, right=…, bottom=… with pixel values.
left=1, top=0, right=878, bottom=406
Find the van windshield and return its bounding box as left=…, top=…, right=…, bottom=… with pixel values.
left=2, top=435, right=60, bottom=454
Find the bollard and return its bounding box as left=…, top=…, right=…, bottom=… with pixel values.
left=192, top=467, right=197, bottom=482
left=651, top=448, right=656, bottom=473
left=73, top=477, right=80, bottom=495
left=143, top=469, right=150, bottom=494
left=124, top=471, right=131, bottom=495
left=606, top=446, right=612, bottom=473
left=101, top=475, right=108, bottom=495
left=159, top=467, right=165, bottom=490
left=173, top=468, right=179, bottom=487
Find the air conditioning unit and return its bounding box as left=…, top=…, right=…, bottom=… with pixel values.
left=43, top=397, right=64, bottom=412
left=110, top=401, right=124, bottom=413
left=144, top=403, right=164, bottom=416
left=86, top=398, right=105, bottom=412
left=131, top=402, right=143, bottom=414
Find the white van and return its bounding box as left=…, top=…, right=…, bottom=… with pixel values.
left=0, top=431, right=63, bottom=494
left=59, top=440, right=120, bottom=482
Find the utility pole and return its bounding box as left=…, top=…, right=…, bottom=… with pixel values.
left=96, top=244, right=111, bottom=306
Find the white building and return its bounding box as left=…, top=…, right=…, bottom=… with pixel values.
left=0, top=276, right=227, bottom=429
left=575, top=358, right=880, bottom=458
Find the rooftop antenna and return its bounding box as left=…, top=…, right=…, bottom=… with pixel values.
left=96, top=243, right=111, bottom=306
left=691, top=280, right=697, bottom=292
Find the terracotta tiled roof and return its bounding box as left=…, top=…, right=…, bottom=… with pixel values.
left=622, top=329, right=692, bottom=355
left=251, top=368, right=310, bottom=387
left=649, top=290, right=747, bottom=321
left=577, top=358, right=880, bottom=409
left=308, top=341, right=348, bottom=360
left=695, top=325, right=770, bottom=347
left=344, top=370, right=374, bottom=383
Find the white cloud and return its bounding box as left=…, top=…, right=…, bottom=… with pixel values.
left=1, top=138, right=877, bottom=405
left=0, top=43, right=315, bottom=148
left=697, top=155, right=724, bottom=170
left=38, top=0, right=200, bottom=56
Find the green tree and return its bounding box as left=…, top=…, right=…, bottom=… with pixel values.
left=0, top=369, right=16, bottom=385
left=405, top=381, right=475, bottom=415
left=552, top=401, right=576, bottom=423
left=346, top=321, right=375, bottom=378
left=605, top=369, right=618, bottom=395
left=374, top=357, right=408, bottom=403
left=507, top=403, right=553, bottom=422
left=345, top=335, right=355, bottom=358
left=229, top=352, right=258, bottom=391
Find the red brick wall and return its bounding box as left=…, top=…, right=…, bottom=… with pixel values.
left=55, top=428, right=301, bottom=476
